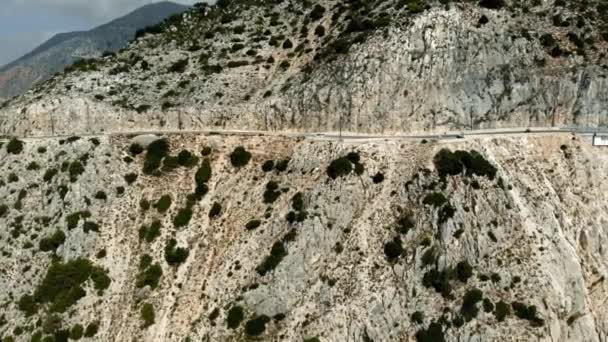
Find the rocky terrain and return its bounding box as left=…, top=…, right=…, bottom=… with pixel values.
left=1, top=0, right=607, bottom=136
left=0, top=1, right=188, bottom=100
left=0, top=132, right=607, bottom=341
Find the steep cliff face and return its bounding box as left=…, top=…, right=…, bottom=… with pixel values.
left=1, top=0, right=607, bottom=136
left=0, top=133, right=607, bottom=341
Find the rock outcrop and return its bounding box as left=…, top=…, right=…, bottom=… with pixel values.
left=1, top=0, right=607, bottom=136
left=0, top=133, right=607, bottom=341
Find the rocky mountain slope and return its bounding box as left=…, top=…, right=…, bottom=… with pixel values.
left=0, top=1, right=189, bottom=101
left=1, top=0, right=607, bottom=136
left=0, top=132, right=606, bottom=342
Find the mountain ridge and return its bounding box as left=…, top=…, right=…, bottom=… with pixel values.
left=0, top=1, right=190, bottom=99
left=0, top=0, right=606, bottom=136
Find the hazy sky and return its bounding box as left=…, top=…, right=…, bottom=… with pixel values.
left=0, top=1, right=207, bottom=67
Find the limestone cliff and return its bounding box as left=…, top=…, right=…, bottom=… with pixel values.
left=0, top=133, right=607, bottom=341
left=1, top=0, right=607, bottom=136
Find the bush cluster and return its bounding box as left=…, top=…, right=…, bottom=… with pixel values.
left=230, top=146, right=252, bottom=167
left=136, top=262, right=162, bottom=289
left=164, top=239, right=189, bottom=266
left=143, top=139, right=170, bottom=175
left=141, top=303, right=155, bottom=328
left=327, top=152, right=364, bottom=179
left=39, top=230, right=66, bottom=252
left=256, top=241, right=287, bottom=276
left=27, top=258, right=110, bottom=313
left=6, top=138, right=24, bottom=154
left=433, top=149, right=497, bottom=180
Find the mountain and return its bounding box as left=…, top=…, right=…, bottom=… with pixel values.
left=0, top=0, right=607, bottom=136
left=0, top=132, right=607, bottom=341
left=1, top=1, right=608, bottom=341
left=0, top=1, right=189, bottom=100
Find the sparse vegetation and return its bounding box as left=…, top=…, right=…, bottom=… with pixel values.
left=245, top=315, right=271, bottom=336
left=29, top=258, right=110, bottom=313
left=230, top=146, right=252, bottom=167
left=256, top=241, right=287, bottom=276
left=164, top=239, right=189, bottom=265
left=173, top=208, right=193, bottom=228
left=141, top=303, right=155, bottom=328
left=6, top=138, right=24, bottom=154
left=39, top=230, right=66, bottom=252
left=226, top=306, right=244, bottom=329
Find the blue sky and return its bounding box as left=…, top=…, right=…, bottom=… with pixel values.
left=0, top=1, right=205, bottom=67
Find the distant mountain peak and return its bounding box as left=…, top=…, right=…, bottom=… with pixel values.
left=0, top=1, right=189, bottom=99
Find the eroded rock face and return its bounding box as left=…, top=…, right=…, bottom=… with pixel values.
left=1, top=2, right=607, bottom=136
left=0, top=133, right=606, bottom=341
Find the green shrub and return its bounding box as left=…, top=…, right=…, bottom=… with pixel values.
left=164, top=239, right=189, bottom=265
left=143, top=139, right=170, bottom=175
left=422, top=192, right=447, bottom=207
left=291, top=192, right=304, bottom=211
left=141, top=220, right=162, bottom=243
left=39, top=230, right=66, bottom=252
left=327, top=157, right=352, bottom=179
left=395, top=211, right=415, bottom=234
left=455, top=261, right=473, bottom=283
left=461, top=288, right=483, bottom=321
left=173, top=208, right=192, bottom=228
left=32, top=258, right=110, bottom=312
left=27, top=162, right=40, bottom=170
left=94, top=191, right=107, bottom=201
left=246, top=219, right=261, bottom=230
left=494, top=300, right=510, bottom=322
left=68, top=161, right=85, bottom=182
left=8, top=172, right=18, bottom=182
left=209, top=202, right=222, bottom=218
left=124, top=173, right=138, bottom=184
left=261, top=160, right=274, bottom=172
left=136, top=263, right=162, bottom=289
left=384, top=237, right=404, bottom=261
left=230, top=146, right=252, bottom=167
left=309, top=4, right=326, bottom=21
left=411, top=311, right=424, bottom=324
left=512, top=302, right=544, bottom=326
left=43, top=168, right=58, bottom=182
left=154, top=195, right=172, bottom=213
left=256, top=241, right=287, bottom=276
left=415, top=321, right=445, bottom=342
left=479, top=0, right=505, bottom=9
left=6, top=138, right=24, bottom=154
left=84, top=322, right=99, bottom=337
left=201, top=146, right=212, bottom=156
left=168, top=59, right=189, bottom=73
left=129, top=143, right=144, bottom=155
left=177, top=150, right=198, bottom=167
left=422, top=268, right=452, bottom=298
left=0, top=204, right=7, bottom=217
left=226, top=306, right=244, bottom=329
left=141, top=303, right=155, bottom=328
left=275, top=159, right=290, bottom=172
left=433, top=149, right=497, bottom=180
left=69, top=324, right=83, bottom=340
left=18, top=294, right=38, bottom=316
left=263, top=181, right=282, bottom=204
left=83, top=221, right=100, bottom=233
left=420, top=246, right=437, bottom=267
left=245, top=315, right=271, bottom=336
left=483, top=298, right=494, bottom=313
left=139, top=254, right=153, bottom=270
left=195, top=158, right=212, bottom=185
left=66, top=212, right=82, bottom=230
